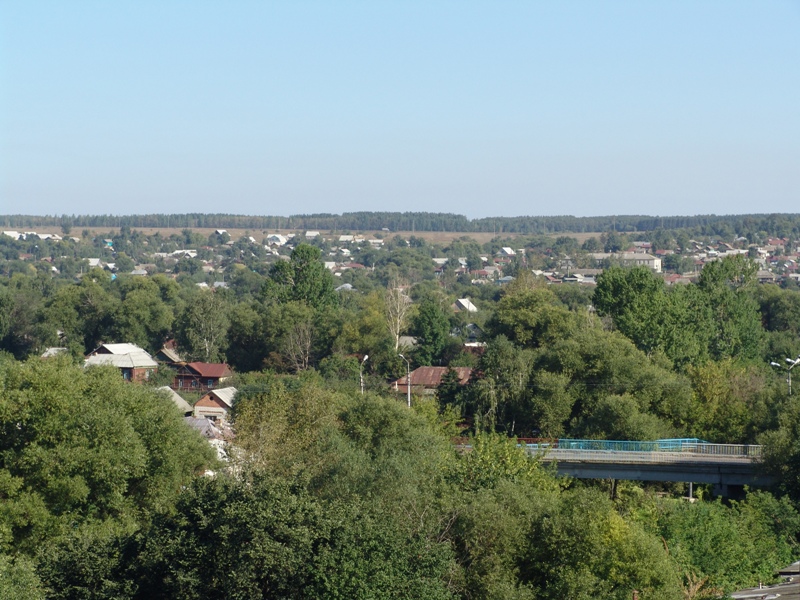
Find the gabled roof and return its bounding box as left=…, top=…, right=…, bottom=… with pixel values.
left=93, top=343, right=145, bottom=355
left=185, top=362, right=233, bottom=378
left=184, top=416, right=223, bottom=439
left=157, top=346, right=184, bottom=363
left=453, top=298, right=478, bottom=313
left=205, top=387, right=238, bottom=408
left=157, top=386, right=193, bottom=414
left=41, top=347, right=68, bottom=358
left=85, top=352, right=158, bottom=369
left=85, top=343, right=158, bottom=369
left=394, top=366, right=472, bottom=388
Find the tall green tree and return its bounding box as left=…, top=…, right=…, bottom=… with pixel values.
left=175, top=291, right=230, bottom=362
left=697, top=256, right=764, bottom=360
left=111, top=278, right=175, bottom=352
left=487, top=283, right=577, bottom=350
left=413, top=298, right=451, bottom=365
left=0, top=356, right=216, bottom=556
left=264, top=244, right=336, bottom=309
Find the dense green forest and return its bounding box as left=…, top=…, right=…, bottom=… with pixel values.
left=2, top=225, right=800, bottom=598
left=5, top=211, right=800, bottom=237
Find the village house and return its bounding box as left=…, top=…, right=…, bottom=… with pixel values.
left=193, top=386, right=237, bottom=421
left=173, top=362, right=233, bottom=391
left=85, top=343, right=158, bottom=382
left=392, top=366, right=472, bottom=395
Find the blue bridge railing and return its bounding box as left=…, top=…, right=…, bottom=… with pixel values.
left=518, top=438, right=761, bottom=458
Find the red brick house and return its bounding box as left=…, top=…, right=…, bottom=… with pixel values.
left=173, top=362, right=233, bottom=391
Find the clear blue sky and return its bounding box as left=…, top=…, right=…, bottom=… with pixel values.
left=1, top=1, right=798, bottom=219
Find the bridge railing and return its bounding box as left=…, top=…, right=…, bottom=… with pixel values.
left=518, top=438, right=762, bottom=459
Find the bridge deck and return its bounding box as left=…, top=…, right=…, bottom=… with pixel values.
left=514, top=439, right=773, bottom=491
left=530, top=448, right=758, bottom=465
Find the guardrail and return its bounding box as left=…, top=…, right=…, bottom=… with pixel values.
left=452, top=438, right=764, bottom=461
left=453, top=437, right=763, bottom=461
left=530, top=448, right=760, bottom=465
left=514, top=438, right=760, bottom=457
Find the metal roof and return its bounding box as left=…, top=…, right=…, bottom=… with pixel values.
left=95, top=343, right=145, bottom=355
left=85, top=351, right=158, bottom=369
left=395, top=366, right=472, bottom=388
left=454, top=298, right=478, bottom=312
left=184, top=362, right=232, bottom=378
left=41, top=347, right=68, bottom=358
left=158, top=347, right=184, bottom=363
left=205, top=387, right=237, bottom=408
left=157, top=386, right=193, bottom=414
left=184, top=416, right=223, bottom=439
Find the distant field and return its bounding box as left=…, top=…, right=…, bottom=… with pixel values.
left=31, top=226, right=602, bottom=245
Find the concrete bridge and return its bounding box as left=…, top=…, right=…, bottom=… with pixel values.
left=522, top=439, right=774, bottom=496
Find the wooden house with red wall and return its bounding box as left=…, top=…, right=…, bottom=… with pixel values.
left=193, top=387, right=237, bottom=421
left=173, top=362, right=232, bottom=391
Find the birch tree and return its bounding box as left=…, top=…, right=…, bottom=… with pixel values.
left=385, top=279, right=412, bottom=352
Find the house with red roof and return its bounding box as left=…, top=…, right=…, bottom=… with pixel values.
left=173, top=362, right=233, bottom=392
left=392, top=366, right=472, bottom=395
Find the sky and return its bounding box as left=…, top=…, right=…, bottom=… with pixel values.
left=1, top=1, right=799, bottom=219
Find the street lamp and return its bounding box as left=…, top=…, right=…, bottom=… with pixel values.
left=398, top=354, right=411, bottom=408
left=360, top=354, right=369, bottom=395
left=770, top=356, right=800, bottom=395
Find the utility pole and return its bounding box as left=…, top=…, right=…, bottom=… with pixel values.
left=399, top=354, right=411, bottom=408
left=360, top=355, right=369, bottom=395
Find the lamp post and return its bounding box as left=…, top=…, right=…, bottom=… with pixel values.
left=360, top=354, right=369, bottom=395
left=770, top=356, right=800, bottom=395
left=398, top=354, right=411, bottom=408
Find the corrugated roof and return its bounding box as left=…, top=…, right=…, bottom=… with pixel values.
left=157, top=386, right=193, bottom=414
left=95, top=343, right=146, bottom=355
left=184, top=416, right=223, bottom=439
left=394, top=366, right=472, bottom=388
left=207, top=387, right=237, bottom=408
left=186, top=362, right=232, bottom=378
left=158, top=347, right=184, bottom=363
left=454, top=298, right=478, bottom=312
left=85, top=351, right=158, bottom=369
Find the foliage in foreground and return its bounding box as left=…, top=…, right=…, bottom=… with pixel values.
left=2, top=362, right=798, bottom=599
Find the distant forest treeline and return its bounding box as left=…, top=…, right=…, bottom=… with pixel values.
left=4, top=212, right=800, bottom=237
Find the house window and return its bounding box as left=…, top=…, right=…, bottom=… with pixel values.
left=208, top=379, right=214, bottom=388
left=178, top=379, right=183, bottom=388
left=191, top=380, right=197, bottom=388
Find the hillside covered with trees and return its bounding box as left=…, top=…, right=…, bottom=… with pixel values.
left=5, top=211, right=800, bottom=238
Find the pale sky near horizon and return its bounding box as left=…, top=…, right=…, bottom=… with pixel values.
left=1, top=1, right=798, bottom=219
